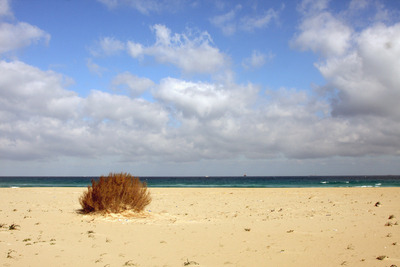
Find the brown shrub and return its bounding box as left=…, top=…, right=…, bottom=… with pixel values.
left=79, top=173, right=151, bottom=214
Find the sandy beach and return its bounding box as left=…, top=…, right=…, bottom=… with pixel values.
left=1, top=187, right=400, bottom=266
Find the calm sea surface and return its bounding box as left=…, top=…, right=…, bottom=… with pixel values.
left=0, top=176, right=400, bottom=188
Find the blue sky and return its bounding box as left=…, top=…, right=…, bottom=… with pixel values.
left=1, top=0, right=400, bottom=176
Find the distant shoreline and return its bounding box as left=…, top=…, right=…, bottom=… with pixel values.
left=1, top=175, right=400, bottom=188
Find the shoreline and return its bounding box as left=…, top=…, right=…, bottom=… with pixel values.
left=1, top=187, right=399, bottom=266
left=2, top=174, right=400, bottom=189
left=3, top=186, right=400, bottom=189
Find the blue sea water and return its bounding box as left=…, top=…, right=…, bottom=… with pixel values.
left=0, top=175, right=399, bottom=188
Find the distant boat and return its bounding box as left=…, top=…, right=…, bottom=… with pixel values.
left=244, top=174, right=247, bottom=177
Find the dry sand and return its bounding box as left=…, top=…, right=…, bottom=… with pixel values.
left=1, top=187, right=400, bottom=267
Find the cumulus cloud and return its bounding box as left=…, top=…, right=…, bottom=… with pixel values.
left=291, top=0, right=400, bottom=148
left=0, top=22, right=50, bottom=54
left=154, top=77, right=258, bottom=119
left=210, top=4, right=281, bottom=35
left=112, top=71, right=155, bottom=97
left=0, top=0, right=12, bottom=18
left=96, top=0, right=184, bottom=14
left=242, top=50, right=274, bottom=69
left=317, top=22, right=400, bottom=118
left=291, top=12, right=353, bottom=57
left=99, top=37, right=125, bottom=55
left=209, top=5, right=241, bottom=36
left=82, top=90, right=168, bottom=128
left=1, top=0, right=400, bottom=168
left=126, top=41, right=144, bottom=58
left=349, top=0, right=369, bottom=10
left=0, top=60, right=84, bottom=160
left=100, top=25, right=230, bottom=75
left=297, top=0, right=330, bottom=15
left=145, top=24, right=228, bottom=74
left=86, top=58, right=108, bottom=77
left=0, top=60, right=170, bottom=161
left=97, top=0, right=118, bottom=9
left=90, top=37, right=125, bottom=56
left=0, top=61, right=80, bottom=120
left=0, top=0, right=50, bottom=55
left=1, top=57, right=400, bottom=165
left=240, top=8, right=281, bottom=31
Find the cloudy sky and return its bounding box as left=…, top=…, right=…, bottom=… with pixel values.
left=0, top=0, right=400, bottom=176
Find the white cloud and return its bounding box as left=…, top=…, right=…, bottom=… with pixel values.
left=112, top=71, right=155, bottom=97
left=373, top=2, right=397, bottom=23
left=97, top=0, right=118, bottom=9
left=144, top=24, right=228, bottom=74
left=0, top=22, right=50, bottom=54
left=317, top=22, right=400, bottom=118
left=242, top=50, right=274, bottom=69
left=240, top=8, right=280, bottom=31
left=2, top=0, right=400, bottom=171
left=96, top=0, right=184, bottom=15
left=0, top=0, right=12, bottom=17
left=127, top=41, right=144, bottom=58
left=90, top=37, right=125, bottom=56
left=154, top=77, right=257, bottom=119
left=0, top=60, right=170, bottom=161
left=349, top=0, right=369, bottom=10
left=291, top=12, right=353, bottom=57
left=1, top=58, right=400, bottom=166
left=82, top=90, right=168, bottom=128
left=290, top=0, right=400, bottom=156
left=99, top=37, right=125, bottom=55
left=127, top=0, right=162, bottom=15
left=94, top=25, right=229, bottom=75
left=297, top=0, right=330, bottom=15
left=209, top=5, right=241, bottom=36
left=0, top=61, right=86, bottom=161
left=211, top=5, right=281, bottom=35
left=86, top=58, right=107, bottom=77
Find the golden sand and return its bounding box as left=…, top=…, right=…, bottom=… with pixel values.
left=1, top=187, right=399, bottom=266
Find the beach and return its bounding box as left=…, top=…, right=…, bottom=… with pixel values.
left=1, top=187, right=400, bottom=266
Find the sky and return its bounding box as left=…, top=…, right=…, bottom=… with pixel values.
left=0, top=0, right=400, bottom=176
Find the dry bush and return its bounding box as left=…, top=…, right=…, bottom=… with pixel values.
left=79, top=173, right=151, bottom=214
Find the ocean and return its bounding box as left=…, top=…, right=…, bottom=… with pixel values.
left=0, top=175, right=400, bottom=188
